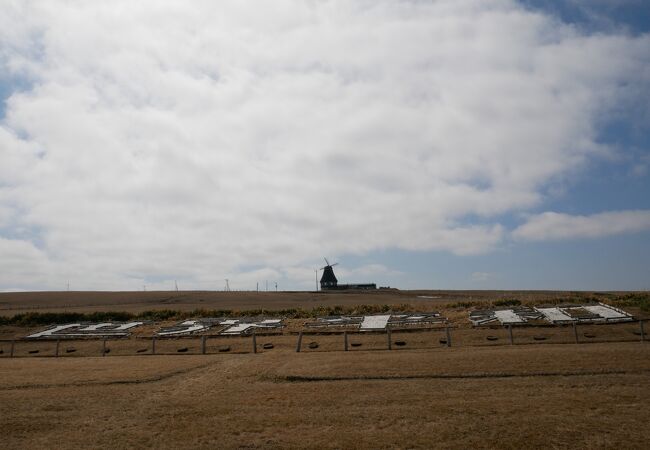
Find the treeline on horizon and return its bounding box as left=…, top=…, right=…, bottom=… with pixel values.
left=0, top=293, right=647, bottom=327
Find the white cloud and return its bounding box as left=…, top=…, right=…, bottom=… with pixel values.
left=0, top=1, right=648, bottom=289
left=337, top=263, right=401, bottom=279
left=471, top=272, right=492, bottom=282
left=513, top=210, right=650, bottom=241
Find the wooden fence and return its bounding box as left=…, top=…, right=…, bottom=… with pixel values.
left=0, top=320, right=645, bottom=358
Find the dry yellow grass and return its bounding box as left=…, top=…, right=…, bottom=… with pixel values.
left=1, top=290, right=648, bottom=448
left=1, top=341, right=649, bottom=449
left=0, top=289, right=635, bottom=316
left=0, top=290, right=413, bottom=315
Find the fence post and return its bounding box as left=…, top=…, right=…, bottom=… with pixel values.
left=573, top=322, right=579, bottom=344
left=640, top=320, right=645, bottom=342
left=55, top=339, right=60, bottom=357
left=152, top=337, right=156, bottom=355
left=445, top=326, right=452, bottom=348
left=508, top=325, right=513, bottom=345
left=344, top=331, right=349, bottom=351
left=10, top=340, right=15, bottom=358
left=102, top=339, right=107, bottom=356
left=387, top=328, right=392, bottom=350
left=201, top=336, right=206, bottom=355
left=295, top=331, right=303, bottom=353
left=252, top=330, right=257, bottom=354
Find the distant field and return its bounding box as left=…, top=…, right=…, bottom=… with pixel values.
left=1, top=342, right=649, bottom=449
left=0, top=289, right=641, bottom=316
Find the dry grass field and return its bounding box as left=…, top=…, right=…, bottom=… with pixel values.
left=1, top=342, right=649, bottom=449
left=1, top=290, right=648, bottom=449
left=0, top=290, right=419, bottom=315
left=0, top=289, right=629, bottom=316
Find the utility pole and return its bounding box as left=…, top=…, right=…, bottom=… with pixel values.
left=275, top=282, right=278, bottom=292
left=315, top=269, right=318, bottom=291
left=174, top=280, right=179, bottom=292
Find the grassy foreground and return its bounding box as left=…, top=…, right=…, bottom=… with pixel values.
left=1, top=341, right=649, bottom=449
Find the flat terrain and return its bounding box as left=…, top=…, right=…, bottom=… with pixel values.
left=1, top=290, right=648, bottom=448
left=0, top=289, right=619, bottom=316
left=1, top=342, right=649, bottom=449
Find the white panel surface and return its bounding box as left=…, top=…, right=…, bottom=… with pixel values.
left=113, top=322, right=144, bottom=330
left=27, top=324, right=81, bottom=338
left=494, top=310, right=525, bottom=324
left=583, top=305, right=631, bottom=320
left=536, top=307, right=573, bottom=323
left=79, top=323, right=113, bottom=331
left=360, top=315, right=391, bottom=330
left=222, top=323, right=254, bottom=334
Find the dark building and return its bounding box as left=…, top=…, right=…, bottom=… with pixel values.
left=320, top=264, right=338, bottom=289
left=319, top=259, right=376, bottom=291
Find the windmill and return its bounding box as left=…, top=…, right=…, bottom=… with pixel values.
left=319, top=258, right=339, bottom=290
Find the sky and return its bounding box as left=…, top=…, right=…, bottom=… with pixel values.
left=0, top=0, right=649, bottom=292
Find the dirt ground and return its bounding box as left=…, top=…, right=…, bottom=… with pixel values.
left=1, top=342, right=648, bottom=449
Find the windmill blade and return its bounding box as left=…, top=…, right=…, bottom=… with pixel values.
left=330, top=263, right=339, bottom=267
left=324, top=257, right=330, bottom=266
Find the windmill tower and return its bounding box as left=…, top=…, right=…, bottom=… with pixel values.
left=319, top=258, right=339, bottom=290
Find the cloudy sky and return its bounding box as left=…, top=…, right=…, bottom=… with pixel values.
left=1, top=0, right=649, bottom=292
